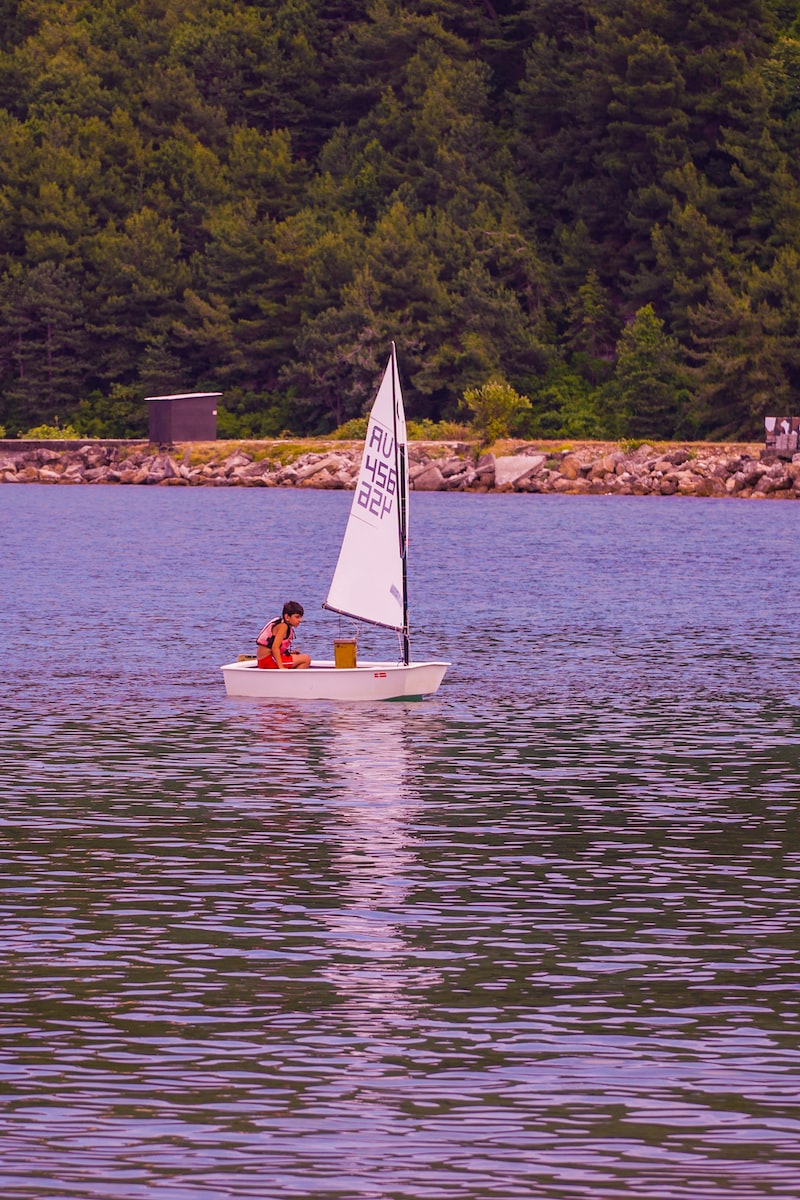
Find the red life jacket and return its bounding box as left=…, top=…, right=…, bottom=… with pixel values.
left=256, top=616, right=294, bottom=656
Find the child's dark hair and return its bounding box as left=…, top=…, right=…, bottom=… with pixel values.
left=283, top=600, right=304, bottom=618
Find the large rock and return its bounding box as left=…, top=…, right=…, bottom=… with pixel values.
left=553, top=475, right=592, bottom=492
left=446, top=467, right=474, bottom=490
left=676, top=471, right=701, bottom=494
left=559, top=453, right=585, bottom=480
left=238, top=459, right=274, bottom=480
left=441, top=463, right=471, bottom=489
left=150, top=454, right=179, bottom=482
left=494, top=453, right=546, bottom=487
left=473, top=453, right=496, bottom=485
left=755, top=472, right=790, bottom=494
left=740, top=462, right=766, bottom=487
left=4, top=438, right=800, bottom=498
left=221, top=450, right=253, bottom=475
left=409, top=458, right=434, bottom=481
left=295, top=453, right=349, bottom=482
left=412, top=464, right=445, bottom=491
left=440, top=456, right=468, bottom=478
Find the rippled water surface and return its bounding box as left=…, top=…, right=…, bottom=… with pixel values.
left=2, top=485, right=800, bottom=1199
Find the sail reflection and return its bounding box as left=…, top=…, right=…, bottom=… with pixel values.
left=320, top=707, right=439, bottom=1027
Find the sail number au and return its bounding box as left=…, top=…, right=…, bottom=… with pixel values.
left=356, top=422, right=397, bottom=521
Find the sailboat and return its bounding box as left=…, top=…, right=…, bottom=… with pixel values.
left=220, top=343, right=450, bottom=701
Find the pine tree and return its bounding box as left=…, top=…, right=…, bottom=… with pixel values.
left=650, top=166, right=738, bottom=339
left=606, top=304, right=688, bottom=438
left=688, top=269, right=788, bottom=437
left=0, top=260, right=87, bottom=427
left=567, top=268, right=620, bottom=363
left=689, top=250, right=800, bottom=437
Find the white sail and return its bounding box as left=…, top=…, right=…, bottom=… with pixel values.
left=324, top=346, right=409, bottom=631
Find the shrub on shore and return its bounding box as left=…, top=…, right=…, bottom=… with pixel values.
left=21, top=423, right=79, bottom=440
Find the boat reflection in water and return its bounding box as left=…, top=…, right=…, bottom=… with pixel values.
left=318, top=707, right=440, bottom=1033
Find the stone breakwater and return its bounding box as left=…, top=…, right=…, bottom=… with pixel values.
left=0, top=439, right=793, bottom=497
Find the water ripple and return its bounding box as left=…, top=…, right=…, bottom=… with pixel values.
left=2, top=488, right=800, bottom=1197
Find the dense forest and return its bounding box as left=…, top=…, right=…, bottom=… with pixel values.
left=1, top=0, right=800, bottom=440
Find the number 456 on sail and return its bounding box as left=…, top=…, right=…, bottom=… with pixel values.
left=357, top=455, right=396, bottom=519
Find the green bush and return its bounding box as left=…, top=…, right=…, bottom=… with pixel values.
left=523, top=369, right=605, bottom=439
left=461, top=379, right=531, bottom=446
left=406, top=418, right=469, bottom=440
left=331, top=416, right=469, bottom=441
left=71, top=386, right=147, bottom=438
left=216, top=392, right=299, bottom=438
left=330, top=417, right=368, bottom=440
left=21, top=423, right=80, bottom=439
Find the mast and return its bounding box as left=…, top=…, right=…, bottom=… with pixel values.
left=391, top=341, right=410, bottom=665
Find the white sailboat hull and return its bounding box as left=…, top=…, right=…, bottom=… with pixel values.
left=220, top=658, right=449, bottom=701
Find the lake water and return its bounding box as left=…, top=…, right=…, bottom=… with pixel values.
left=2, top=485, right=800, bottom=1200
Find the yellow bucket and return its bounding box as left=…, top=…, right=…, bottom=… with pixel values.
left=334, top=639, right=357, bottom=669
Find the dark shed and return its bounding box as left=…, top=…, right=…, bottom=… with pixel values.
left=147, top=392, right=221, bottom=443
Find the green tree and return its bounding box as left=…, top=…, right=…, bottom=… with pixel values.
left=1, top=0, right=800, bottom=441
left=688, top=257, right=800, bottom=437
left=649, top=167, right=738, bottom=340
left=0, top=259, right=87, bottom=427
left=71, top=384, right=147, bottom=439
left=606, top=304, right=688, bottom=439
left=84, top=206, right=190, bottom=390
left=0, top=0, right=39, bottom=53
left=566, top=268, right=620, bottom=365
left=462, top=377, right=532, bottom=446
left=527, top=366, right=606, bottom=439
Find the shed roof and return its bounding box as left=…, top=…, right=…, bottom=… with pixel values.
left=145, top=392, right=222, bottom=401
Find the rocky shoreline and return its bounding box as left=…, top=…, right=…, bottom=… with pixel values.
left=0, top=438, right=794, bottom=498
